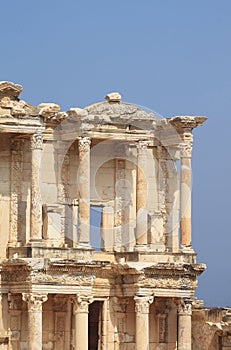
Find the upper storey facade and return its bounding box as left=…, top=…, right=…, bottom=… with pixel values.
left=0, top=81, right=206, bottom=263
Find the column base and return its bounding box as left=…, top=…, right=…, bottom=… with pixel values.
left=134, top=244, right=149, bottom=252
left=76, top=242, right=92, bottom=250
left=180, top=245, right=195, bottom=253
left=28, top=240, right=47, bottom=248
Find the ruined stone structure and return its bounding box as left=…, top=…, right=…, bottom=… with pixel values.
left=0, top=81, right=230, bottom=349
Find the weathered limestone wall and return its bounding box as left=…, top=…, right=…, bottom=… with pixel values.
left=192, top=308, right=231, bottom=350
left=0, top=136, right=10, bottom=257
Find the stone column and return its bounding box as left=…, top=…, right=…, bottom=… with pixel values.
left=134, top=295, right=153, bottom=350
left=180, top=142, right=192, bottom=249
left=30, top=133, right=43, bottom=242
left=136, top=141, right=149, bottom=249
left=77, top=137, right=91, bottom=247
left=9, top=139, right=23, bottom=246
left=177, top=299, right=192, bottom=350
left=22, top=293, right=48, bottom=350
left=72, top=295, right=93, bottom=350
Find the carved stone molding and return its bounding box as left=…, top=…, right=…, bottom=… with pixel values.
left=31, top=133, right=43, bottom=150
left=72, top=295, right=94, bottom=314
left=177, top=298, right=192, bottom=316
left=179, top=142, right=192, bottom=158
left=22, top=293, right=48, bottom=312
left=78, top=137, right=91, bottom=153
left=134, top=295, right=154, bottom=314
left=138, top=275, right=196, bottom=290
left=9, top=138, right=24, bottom=245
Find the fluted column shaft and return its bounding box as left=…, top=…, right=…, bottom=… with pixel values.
left=22, top=293, right=48, bottom=350
left=177, top=299, right=192, bottom=350
left=134, top=295, right=153, bottom=350
left=136, top=141, right=148, bottom=248
left=73, top=295, right=93, bottom=350
left=30, top=133, right=43, bottom=241
left=77, top=137, right=91, bottom=246
left=180, top=142, right=192, bottom=248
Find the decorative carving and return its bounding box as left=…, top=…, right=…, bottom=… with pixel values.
left=177, top=299, right=192, bottom=316
left=138, top=275, right=196, bottom=290
left=31, top=133, right=43, bottom=150
left=9, top=138, right=24, bottom=244
left=180, top=142, right=192, bottom=158
left=134, top=295, right=154, bottom=314
left=158, top=314, right=168, bottom=343
left=78, top=137, right=91, bottom=153
left=72, top=295, right=93, bottom=314
left=22, top=293, right=48, bottom=312
left=137, top=140, right=149, bottom=154
left=31, top=270, right=95, bottom=285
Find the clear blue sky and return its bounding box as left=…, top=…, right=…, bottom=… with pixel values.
left=1, top=0, right=231, bottom=306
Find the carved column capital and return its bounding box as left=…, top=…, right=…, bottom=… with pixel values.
left=22, top=293, right=48, bottom=312
left=179, top=143, right=192, bottom=158
left=137, top=140, right=149, bottom=154
left=31, top=133, right=43, bottom=150
left=72, top=295, right=93, bottom=314
left=78, top=137, right=91, bottom=153
left=177, top=299, right=192, bottom=316
left=134, top=295, right=154, bottom=314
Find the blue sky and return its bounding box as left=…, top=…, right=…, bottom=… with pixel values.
left=1, top=0, right=231, bottom=306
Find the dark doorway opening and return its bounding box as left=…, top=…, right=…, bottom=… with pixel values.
left=88, top=301, right=102, bottom=350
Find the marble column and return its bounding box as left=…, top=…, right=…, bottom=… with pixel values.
left=177, top=299, right=192, bottom=350
left=180, top=142, right=192, bottom=249
left=22, top=293, right=48, bottom=350
left=72, top=295, right=93, bottom=350
left=77, top=137, right=91, bottom=247
left=134, top=295, right=153, bottom=350
left=30, top=133, right=43, bottom=242
left=136, top=141, right=149, bottom=249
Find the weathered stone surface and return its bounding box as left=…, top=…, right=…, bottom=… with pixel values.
left=0, top=82, right=220, bottom=350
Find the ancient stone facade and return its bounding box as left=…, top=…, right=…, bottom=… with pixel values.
left=0, top=81, right=229, bottom=349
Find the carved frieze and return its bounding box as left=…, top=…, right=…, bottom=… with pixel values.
left=31, top=269, right=95, bottom=286
left=138, top=275, right=196, bottom=290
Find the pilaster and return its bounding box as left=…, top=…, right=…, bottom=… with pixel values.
left=77, top=137, right=91, bottom=247
left=30, top=133, right=43, bottom=242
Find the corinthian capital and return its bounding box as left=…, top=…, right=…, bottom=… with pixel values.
left=31, top=133, right=43, bottom=150
left=22, top=293, right=48, bottom=312
left=78, top=137, right=91, bottom=153
left=134, top=295, right=154, bottom=314
left=177, top=299, right=192, bottom=316
left=137, top=140, right=149, bottom=154
left=180, top=143, right=192, bottom=158
left=72, top=294, right=94, bottom=314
